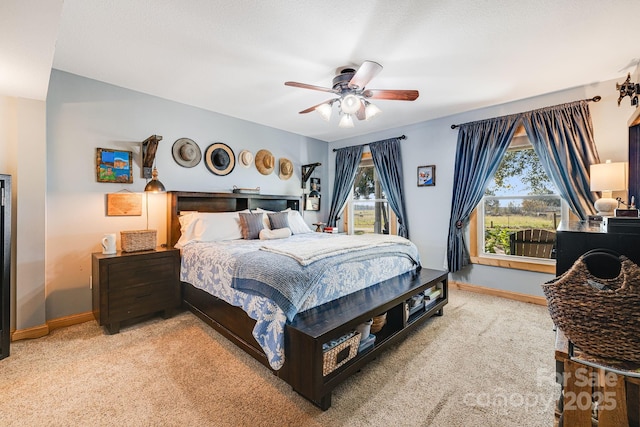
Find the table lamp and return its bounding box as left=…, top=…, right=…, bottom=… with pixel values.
left=590, top=160, right=626, bottom=216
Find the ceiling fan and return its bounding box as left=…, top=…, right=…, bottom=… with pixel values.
left=284, top=60, right=419, bottom=128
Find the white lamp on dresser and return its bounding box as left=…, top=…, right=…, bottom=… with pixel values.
left=590, top=160, right=627, bottom=216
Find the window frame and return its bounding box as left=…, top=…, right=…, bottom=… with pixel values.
left=343, top=152, right=398, bottom=235
left=469, top=131, right=567, bottom=274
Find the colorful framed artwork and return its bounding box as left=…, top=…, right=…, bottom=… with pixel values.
left=417, top=165, right=435, bottom=187
left=96, top=148, right=133, bottom=183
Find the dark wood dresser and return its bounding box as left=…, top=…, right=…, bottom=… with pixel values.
left=92, top=247, right=180, bottom=334
left=555, top=220, right=640, bottom=276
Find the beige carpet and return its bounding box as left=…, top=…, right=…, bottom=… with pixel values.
left=0, top=289, right=558, bottom=426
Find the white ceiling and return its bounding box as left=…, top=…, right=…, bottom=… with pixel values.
left=4, top=0, right=640, bottom=142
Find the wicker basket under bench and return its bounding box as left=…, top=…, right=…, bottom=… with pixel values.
left=283, top=267, right=448, bottom=410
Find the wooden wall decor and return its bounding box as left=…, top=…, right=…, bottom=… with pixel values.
left=142, top=135, right=162, bottom=179
left=106, top=192, right=142, bottom=216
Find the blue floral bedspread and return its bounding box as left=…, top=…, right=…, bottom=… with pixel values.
left=180, top=233, right=420, bottom=370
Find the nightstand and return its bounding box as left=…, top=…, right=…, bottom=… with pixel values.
left=92, top=247, right=181, bottom=334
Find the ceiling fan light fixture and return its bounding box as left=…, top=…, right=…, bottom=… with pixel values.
left=285, top=60, right=418, bottom=129
left=364, top=101, right=382, bottom=120
left=315, top=103, right=333, bottom=121
left=338, top=114, right=354, bottom=128
left=340, top=94, right=361, bottom=114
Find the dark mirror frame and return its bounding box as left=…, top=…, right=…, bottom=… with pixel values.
left=304, top=194, right=320, bottom=211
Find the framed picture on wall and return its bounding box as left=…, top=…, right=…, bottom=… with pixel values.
left=417, top=165, right=435, bottom=187
left=96, top=148, right=133, bottom=183
left=305, top=194, right=321, bottom=211
left=310, top=177, right=321, bottom=192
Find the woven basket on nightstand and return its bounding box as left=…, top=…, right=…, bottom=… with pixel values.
left=120, top=230, right=156, bottom=252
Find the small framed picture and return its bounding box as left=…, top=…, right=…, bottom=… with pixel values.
left=310, top=177, right=321, bottom=192
left=417, top=165, right=435, bottom=187
left=96, top=148, right=133, bottom=183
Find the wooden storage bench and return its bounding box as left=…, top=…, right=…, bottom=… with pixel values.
left=282, top=267, right=448, bottom=409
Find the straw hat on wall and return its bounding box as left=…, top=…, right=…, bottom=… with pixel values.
left=279, top=158, right=293, bottom=180
left=238, top=150, right=253, bottom=168
left=255, top=149, right=275, bottom=175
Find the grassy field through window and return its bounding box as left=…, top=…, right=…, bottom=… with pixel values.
left=352, top=201, right=391, bottom=235
left=484, top=212, right=558, bottom=255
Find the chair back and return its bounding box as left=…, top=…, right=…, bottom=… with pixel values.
left=509, top=229, right=556, bottom=259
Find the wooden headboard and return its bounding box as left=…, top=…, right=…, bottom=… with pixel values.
left=166, top=191, right=302, bottom=248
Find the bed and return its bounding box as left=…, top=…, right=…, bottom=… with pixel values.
left=167, top=191, right=448, bottom=409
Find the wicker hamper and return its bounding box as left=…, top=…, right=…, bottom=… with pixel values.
left=322, top=331, right=361, bottom=376
left=120, top=230, right=157, bottom=252
left=542, top=250, right=640, bottom=362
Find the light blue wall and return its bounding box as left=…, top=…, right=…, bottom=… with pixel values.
left=45, top=70, right=328, bottom=320
left=40, top=70, right=635, bottom=323
left=329, top=79, right=632, bottom=297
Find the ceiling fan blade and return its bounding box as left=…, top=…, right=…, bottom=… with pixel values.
left=355, top=103, right=366, bottom=120
left=285, top=81, right=337, bottom=93
left=348, top=60, right=383, bottom=89
left=298, top=99, right=336, bottom=114
left=363, top=89, right=419, bottom=101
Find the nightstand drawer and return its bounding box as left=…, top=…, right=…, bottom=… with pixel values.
left=109, top=282, right=176, bottom=321
left=106, top=257, right=176, bottom=290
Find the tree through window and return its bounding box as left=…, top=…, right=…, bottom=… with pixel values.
left=345, top=153, right=396, bottom=235
left=479, top=131, right=564, bottom=259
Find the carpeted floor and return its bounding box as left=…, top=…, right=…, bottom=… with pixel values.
left=0, top=289, right=558, bottom=426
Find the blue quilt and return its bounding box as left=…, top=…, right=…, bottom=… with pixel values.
left=180, top=233, right=420, bottom=370
left=231, top=238, right=420, bottom=321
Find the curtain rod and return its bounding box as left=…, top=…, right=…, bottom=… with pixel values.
left=332, top=134, right=406, bottom=152
left=449, top=96, right=602, bottom=129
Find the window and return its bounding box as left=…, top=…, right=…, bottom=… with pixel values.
left=470, top=128, right=568, bottom=273
left=344, top=153, right=397, bottom=235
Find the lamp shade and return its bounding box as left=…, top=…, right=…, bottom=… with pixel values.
left=590, top=161, right=626, bottom=193
left=338, top=114, right=354, bottom=128
left=315, top=103, right=333, bottom=121
left=364, top=101, right=382, bottom=120
left=340, top=94, right=361, bottom=114
left=590, top=160, right=626, bottom=216
left=144, top=167, right=166, bottom=193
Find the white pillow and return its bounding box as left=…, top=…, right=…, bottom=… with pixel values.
left=259, top=227, right=292, bottom=240
left=175, top=211, right=246, bottom=248
left=254, top=207, right=313, bottom=234
left=287, top=210, right=313, bottom=234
